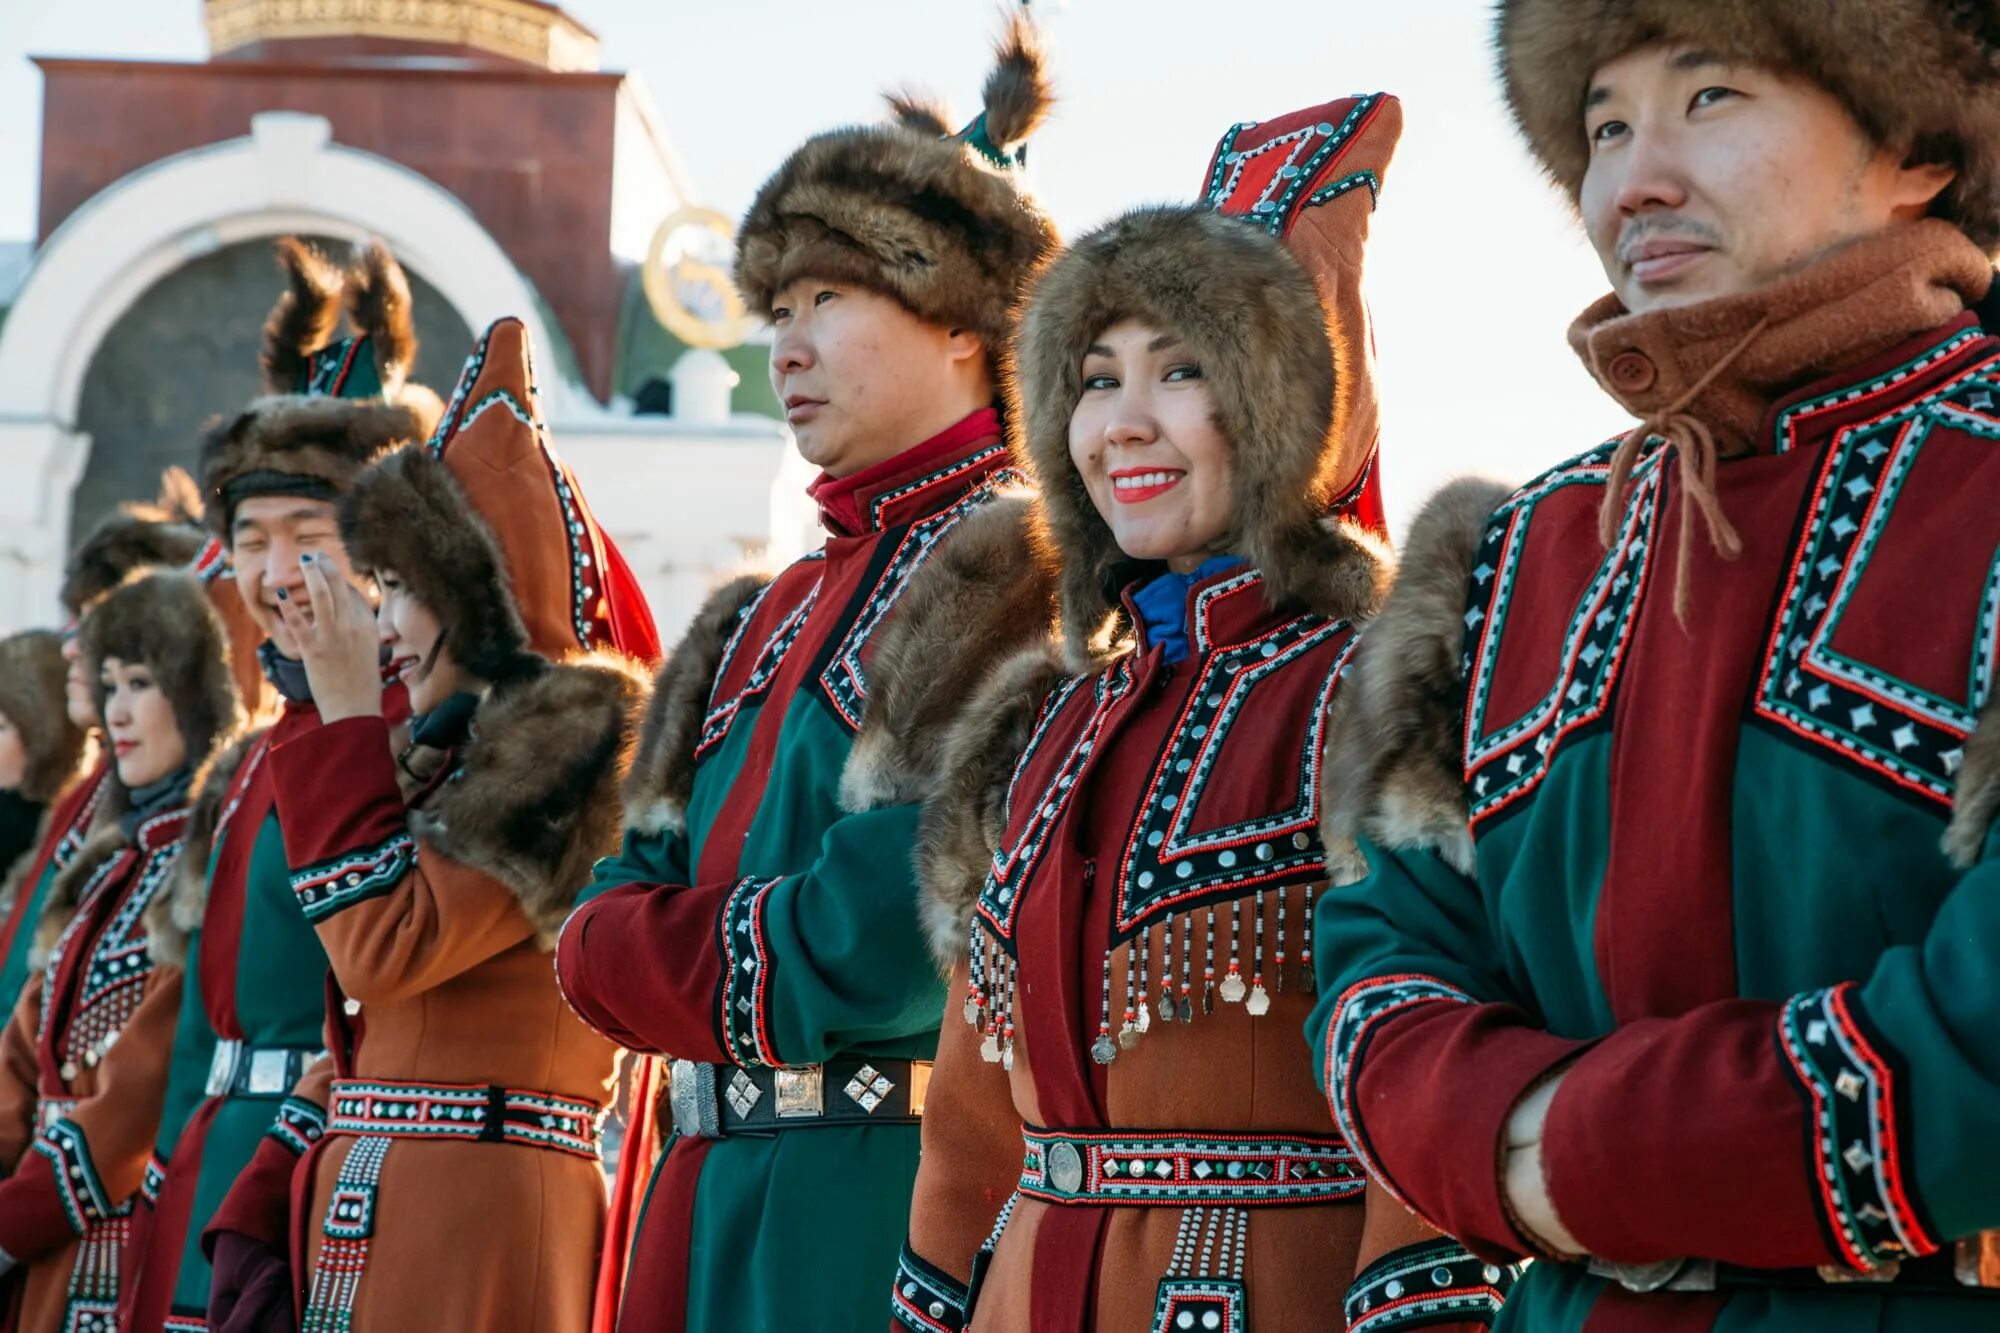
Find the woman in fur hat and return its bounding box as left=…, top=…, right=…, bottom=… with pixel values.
left=0, top=570, right=240, bottom=1332
left=200, top=316, right=654, bottom=1333
left=890, top=96, right=1513, bottom=1332
left=0, top=631, right=90, bottom=947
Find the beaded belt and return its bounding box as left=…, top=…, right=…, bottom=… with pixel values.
left=666, top=1057, right=929, bottom=1139
left=1018, top=1126, right=1365, bottom=1207
left=326, top=1078, right=604, bottom=1160
left=206, top=1040, right=325, bottom=1098
left=37, top=1096, right=77, bottom=1132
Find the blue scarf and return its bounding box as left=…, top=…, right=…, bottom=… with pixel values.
left=1132, top=556, right=1247, bottom=665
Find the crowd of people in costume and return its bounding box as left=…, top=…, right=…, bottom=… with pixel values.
left=2, top=0, right=2000, bottom=1328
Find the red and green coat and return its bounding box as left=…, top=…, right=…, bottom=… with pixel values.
left=0, top=768, right=110, bottom=1018
left=1311, top=318, right=2000, bottom=1330
left=556, top=409, right=1020, bottom=1333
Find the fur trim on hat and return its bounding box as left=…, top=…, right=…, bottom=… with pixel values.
left=199, top=396, right=425, bottom=539
left=1321, top=478, right=1515, bottom=875
left=734, top=12, right=1058, bottom=352
left=1496, top=0, right=2000, bottom=251
left=340, top=445, right=539, bottom=687
left=915, top=641, right=1069, bottom=968
left=839, top=494, right=1059, bottom=814
left=623, top=572, right=773, bottom=837
left=81, top=570, right=245, bottom=786
left=413, top=653, right=649, bottom=945
left=261, top=238, right=345, bottom=395
left=345, top=238, right=421, bottom=402
left=0, top=631, right=89, bottom=804
left=1017, top=205, right=1387, bottom=664
left=150, top=728, right=258, bottom=968
left=61, top=469, right=207, bottom=617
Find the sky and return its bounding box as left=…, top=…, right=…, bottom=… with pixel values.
left=0, top=0, right=1626, bottom=533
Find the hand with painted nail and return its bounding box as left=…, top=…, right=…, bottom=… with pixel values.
left=275, top=553, right=384, bottom=723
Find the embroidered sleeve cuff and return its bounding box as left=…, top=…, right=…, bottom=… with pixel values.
left=267, top=1096, right=328, bottom=1157
left=1345, top=1240, right=1518, bottom=1331
left=0, top=1120, right=111, bottom=1258
left=270, top=713, right=408, bottom=870
left=891, top=1240, right=970, bottom=1332
left=719, top=875, right=785, bottom=1067
left=140, top=1151, right=167, bottom=1208
left=289, top=832, right=417, bottom=924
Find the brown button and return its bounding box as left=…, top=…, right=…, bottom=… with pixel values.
left=1608, top=350, right=1657, bottom=393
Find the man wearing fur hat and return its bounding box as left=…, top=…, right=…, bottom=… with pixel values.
left=553, top=17, right=1057, bottom=1331
left=1313, top=1, right=2000, bottom=1328
left=121, top=237, right=437, bottom=1332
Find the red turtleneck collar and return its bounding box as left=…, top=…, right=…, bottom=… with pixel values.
left=807, top=407, right=1005, bottom=538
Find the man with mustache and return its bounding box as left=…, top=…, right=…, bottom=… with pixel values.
left=1313, top=2, right=2000, bottom=1328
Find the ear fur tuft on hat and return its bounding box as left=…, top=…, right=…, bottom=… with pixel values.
left=345, top=237, right=419, bottom=398
left=980, top=9, right=1054, bottom=150
left=261, top=238, right=344, bottom=396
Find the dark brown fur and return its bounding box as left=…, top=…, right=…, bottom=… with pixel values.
left=1015, top=206, right=1387, bottom=666
left=624, top=573, right=773, bottom=836
left=414, top=653, right=650, bottom=945
left=733, top=13, right=1058, bottom=353
left=1321, top=478, right=1513, bottom=875
left=341, top=445, right=538, bottom=686
left=199, top=396, right=426, bottom=538
left=0, top=631, right=88, bottom=803
left=1947, top=701, right=2000, bottom=867
left=345, top=237, right=420, bottom=398
left=839, top=494, right=1059, bottom=813
left=83, top=570, right=244, bottom=784
left=261, top=238, right=343, bottom=395
left=150, top=728, right=259, bottom=968
left=1497, top=0, right=2000, bottom=250
left=61, top=469, right=207, bottom=616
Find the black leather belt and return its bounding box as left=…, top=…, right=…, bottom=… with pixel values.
left=665, top=1057, right=929, bottom=1139
left=205, top=1040, right=324, bottom=1098
left=1591, top=1245, right=2000, bottom=1295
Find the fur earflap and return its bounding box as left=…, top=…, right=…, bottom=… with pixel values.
left=345, top=238, right=420, bottom=400
left=1322, top=478, right=1513, bottom=874
left=199, top=395, right=424, bottom=538
left=152, top=728, right=258, bottom=968
left=414, top=653, right=649, bottom=945
left=1017, top=206, right=1383, bottom=662
left=840, top=494, right=1059, bottom=813
left=0, top=630, right=89, bottom=804
left=82, top=570, right=245, bottom=776
left=1496, top=0, right=2000, bottom=251
left=61, top=469, right=207, bottom=617
left=341, top=445, right=538, bottom=686
left=915, top=642, right=1069, bottom=968
left=734, top=12, right=1058, bottom=353
left=261, top=238, right=344, bottom=395
left=623, top=572, right=772, bottom=837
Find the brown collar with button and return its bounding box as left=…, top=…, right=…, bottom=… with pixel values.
left=1568, top=218, right=1993, bottom=456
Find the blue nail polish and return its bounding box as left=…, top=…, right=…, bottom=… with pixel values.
left=299, top=553, right=310, bottom=564
left=276, top=589, right=288, bottom=601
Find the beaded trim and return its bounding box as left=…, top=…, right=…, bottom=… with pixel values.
left=302, top=1134, right=390, bottom=1332
left=1203, top=93, right=1382, bottom=233
left=40, top=829, right=182, bottom=1083
left=1343, top=1239, right=1516, bottom=1331
left=326, top=1079, right=603, bottom=1159
left=140, top=1152, right=167, bottom=1207
left=718, top=875, right=784, bottom=1067
left=51, top=776, right=107, bottom=873
left=1773, top=328, right=1986, bottom=455
left=163, top=1319, right=210, bottom=1332
left=290, top=832, right=417, bottom=924
left=36, top=1118, right=117, bottom=1233
left=696, top=569, right=822, bottom=764
left=194, top=536, right=234, bottom=584
left=269, top=1095, right=329, bottom=1157
left=1018, top=1127, right=1363, bottom=1207
left=1779, top=984, right=1937, bottom=1271
left=1323, top=974, right=1472, bottom=1208
left=890, top=1240, right=970, bottom=1333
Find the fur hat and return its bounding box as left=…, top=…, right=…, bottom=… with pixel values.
left=201, top=238, right=444, bottom=538
left=1015, top=95, right=1400, bottom=663
left=80, top=570, right=244, bottom=782
left=341, top=318, right=660, bottom=685
left=734, top=12, right=1058, bottom=356
left=0, top=630, right=89, bottom=804
left=1495, top=0, right=2000, bottom=251
left=61, top=468, right=206, bottom=617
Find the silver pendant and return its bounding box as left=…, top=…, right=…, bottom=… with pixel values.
left=980, top=1033, right=1002, bottom=1063
left=1245, top=984, right=1270, bottom=1016
left=1219, top=972, right=1247, bottom=1004
left=1137, top=1003, right=1153, bottom=1034
left=1091, top=1034, right=1118, bottom=1064
left=1179, top=996, right=1195, bottom=1023
left=1002, top=1042, right=1016, bottom=1071
left=1158, top=993, right=1176, bottom=1025
left=963, top=997, right=981, bottom=1026
left=1118, top=1022, right=1141, bottom=1051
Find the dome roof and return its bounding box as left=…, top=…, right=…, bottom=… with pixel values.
left=204, top=0, right=599, bottom=72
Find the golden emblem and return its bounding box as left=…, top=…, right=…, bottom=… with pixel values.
left=643, top=206, right=754, bottom=350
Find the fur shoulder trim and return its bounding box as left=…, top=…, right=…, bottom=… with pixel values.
left=915, top=642, right=1068, bottom=968
left=1948, top=701, right=2000, bottom=868
left=623, top=572, right=772, bottom=837
left=32, top=824, right=129, bottom=973
left=150, top=728, right=261, bottom=968
left=1322, top=477, right=1513, bottom=874
left=419, top=653, right=649, bottom=946
left=841, top=493, right=1058, bottom=812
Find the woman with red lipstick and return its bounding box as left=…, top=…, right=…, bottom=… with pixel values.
left=0, top=570, right=241, bottom=1333
left=885, top=96, right=1516, bottom=1331
left=199, top=318, right=655, bottom=1333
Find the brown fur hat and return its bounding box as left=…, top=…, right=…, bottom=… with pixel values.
left=734, top=12, right=1058, bottom=355
left=0, top=630, right=89, bottom=804
left=1496, top=0, right=2000, bottom=251
left=340, top=444, right=538, bottom=687
left=81, top=570, right=244, bottom=785
left=1016, top=205, right=1385, bottom=665
left=61, top=469, right=207, bottom=618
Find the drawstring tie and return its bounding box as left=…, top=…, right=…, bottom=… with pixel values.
left=1597, top=316, right=1772, bottom=624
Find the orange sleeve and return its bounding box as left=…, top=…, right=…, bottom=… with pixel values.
left=0, top=979, right=43, bottom=1174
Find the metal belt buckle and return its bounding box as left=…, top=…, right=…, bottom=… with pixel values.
left=206, top=1039, right=243, bottom=1097
left=1588, top=1257, right=1716, bottom=1293
left=1045, top=1140, right=1084, bottom=1196
left=1818, top=1260, right=1901, bottom=1285
left=773, top=1066, right=824, bottom=1118
left=247, top=1049, right=294, bottom=1095
left=1957, top=1233, right=2000, bottom=1288
left=667, top=1060, right=720, bottom=1139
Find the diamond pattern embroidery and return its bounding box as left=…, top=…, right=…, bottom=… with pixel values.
left=725, top=1070, right=761, bottom=1119
left=844, top=1064, right=894, bottom=1113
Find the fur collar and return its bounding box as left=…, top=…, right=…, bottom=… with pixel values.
left=623, top=572, right=772, bottom=837
left=1321, top=478, right=1514, bottom=875
left=1948, top=702, right=2000, bottom=868
left=418, top=653, right=649, bottom=946
left=149, top=727, right=262, bottom=969
left=839, top=494, right=1058, bottom=813
left=32, top=824, right=135, bottom=973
